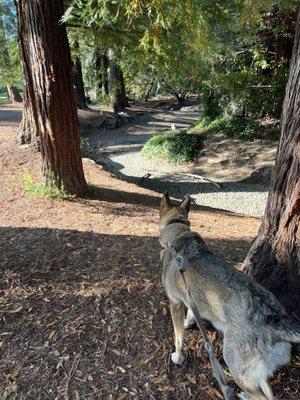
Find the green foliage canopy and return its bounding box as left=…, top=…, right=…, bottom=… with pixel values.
left=0, top=0, right=22, bottom=87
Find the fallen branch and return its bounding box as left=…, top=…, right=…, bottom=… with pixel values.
left=182, top=173, right=221, bottom=189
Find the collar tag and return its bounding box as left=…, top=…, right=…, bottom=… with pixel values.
left=174, top=255, right=189, bottom=272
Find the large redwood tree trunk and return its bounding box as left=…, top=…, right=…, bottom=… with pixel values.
left=14, top=0, right=86, bottom=195
left=243, top=9, right=300, bottom=319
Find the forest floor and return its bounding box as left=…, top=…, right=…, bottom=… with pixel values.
left=0, top=102, right=299, bottom=400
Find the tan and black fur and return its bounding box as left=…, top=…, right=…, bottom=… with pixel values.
left=159, top=193, right=300, bottom=400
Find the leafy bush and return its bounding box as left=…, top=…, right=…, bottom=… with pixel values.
left=192, top=115, right=280, bottom=140
left=201, top=88, right=221, bottom=121
left=201, top=68, right=288, bottom=120
left=141, top=130, right=202, bottom=163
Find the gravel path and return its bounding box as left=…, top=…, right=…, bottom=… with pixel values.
left=107, top=152, right=269, bottom=217
left=85, top=100, right=273, bottom=218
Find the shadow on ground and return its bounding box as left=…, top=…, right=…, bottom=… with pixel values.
left=0, top=226, right=261, bottom=400
left=80, top=184, right=242, bottom=218
left=0, top=108, right=22, bottom=126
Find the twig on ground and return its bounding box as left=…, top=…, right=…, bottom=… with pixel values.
left=182, top=173, right=221, bottom=189
left=58, top=354, right=81, bottom=399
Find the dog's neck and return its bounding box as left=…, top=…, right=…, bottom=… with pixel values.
left=159, top=218, right=190, bottom=248
left=165, top=218, right=190, bottom=228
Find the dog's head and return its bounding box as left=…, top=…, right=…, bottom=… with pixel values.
left=159, top=192, right=191, bottom=231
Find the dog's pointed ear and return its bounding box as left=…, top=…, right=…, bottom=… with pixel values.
left=160, top=192, right=172, bottom=213
left=179, top=195, right=191, bottom=215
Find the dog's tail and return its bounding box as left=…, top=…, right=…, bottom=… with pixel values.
left=275, top=319, right=300, bottom=343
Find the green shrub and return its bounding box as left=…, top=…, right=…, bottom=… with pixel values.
left=141, top=130, right=202, bottom=163
left=201, top=88, right=221, bottom=121
left=23, top=171, right=68, bottom=199
left=191, top=114, right=279, bottom=140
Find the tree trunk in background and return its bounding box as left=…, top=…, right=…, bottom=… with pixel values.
left=14, top=0, right=87, bottom=195
left=274, top=12, right=296, bottom=72
left=242, top=9, right=300, bottom=319
left=145, top=82, right=154, bottom=101
left=261, top=8, right=296, bottom=74
left=118, top=65, right=129, bottom=106
left=95, top=52, right=109, bottom=96
left=102, top=55, right=109, bottom=95
left=107, top=48, right=129, bottom=113
left=5, top=85, right=22, bottom=102
left=73, top=57, right=87, bottom=110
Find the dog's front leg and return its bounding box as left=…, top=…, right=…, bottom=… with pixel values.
left=169, top=301, right=185, bottom=365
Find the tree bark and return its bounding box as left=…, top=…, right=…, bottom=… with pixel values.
left=14, top=0, right=87, bottom=196
left=5, top=85, right=23, bottom=103
left=107, top=48, right=129, bottom=113
left=102, top=55, right=109, bottom=96
left=242, top=8, right=300, bottom=319
left=144, top=82, right=154, bottom=101
left=73, top=56, right=88, bottom=110
left=18, top=84, right=36, bottom=145
left=94, top=52, right=109, bottom=96
left=17, top=21, right=37, bottom=146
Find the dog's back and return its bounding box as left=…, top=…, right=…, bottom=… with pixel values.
left=162, top=229, right=297, bottom=341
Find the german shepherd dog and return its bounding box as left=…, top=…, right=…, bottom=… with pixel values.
left=159, top=193, right=300, bottom=400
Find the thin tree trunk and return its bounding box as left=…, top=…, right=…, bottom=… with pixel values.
left=161, top=78, right=185, bottom=105
left=94, top=52, right=109, bottom=97
left=73, top=57, right=88, bottom=110
left=6, top=85, right=23, bottom=103
left=14, top=0, right=87, bottom=196
left=242, top=8, right=300, bottom=319
left=118, top=65, right=129, bottom=107
left=107, top=48, right=129, bottom=113
left=101, top=54, right=109, bottom=96
left=145, top=82, right=154, bottom=101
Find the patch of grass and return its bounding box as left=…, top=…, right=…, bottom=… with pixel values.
left=80, top=137, right=91, bottom=154
left=5, top=175, right=18, bottom=189
left=141, top=130, right=202, bottom=164
left=190, top=114, right=280, bottom=140
left=23, top=171, right=69, bottom=199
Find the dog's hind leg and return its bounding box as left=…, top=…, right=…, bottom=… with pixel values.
left=184, top=308, right=196, bottom=329
left=237, top=383, right=273, bottom=400
left=223, top=337, right=274, bottom=400
left=169, top=301, right=185, bottom=365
